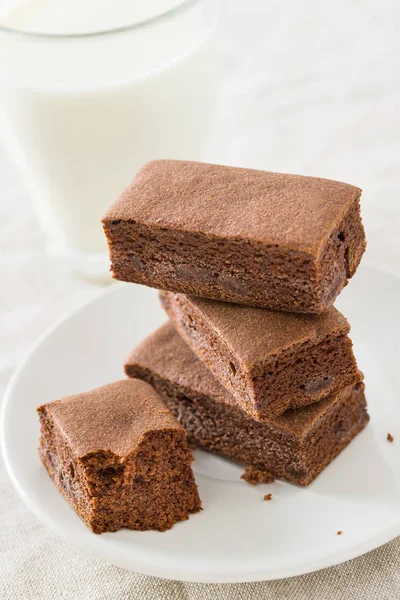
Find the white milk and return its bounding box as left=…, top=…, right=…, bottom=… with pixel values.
left=0, top=0, right=218, bottom=273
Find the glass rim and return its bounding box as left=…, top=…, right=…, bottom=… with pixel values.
left=0, top=0, right=202, bottom=40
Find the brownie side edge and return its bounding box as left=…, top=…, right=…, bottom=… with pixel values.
left=317, top=194, right=366, bottom=310
left=103, top=219, right=325, bottom=313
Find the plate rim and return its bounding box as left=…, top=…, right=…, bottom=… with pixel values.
left=1, top=265, right=400, bottom=583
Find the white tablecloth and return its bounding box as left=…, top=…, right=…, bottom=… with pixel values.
left=1, top=1, right=400, bottom=597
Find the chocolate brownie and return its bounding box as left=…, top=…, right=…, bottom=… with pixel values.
left=37, top=379, right=201, bottom=534
left=102, top=160, right=366, bottom=313
left=125, top=324, right=369, bottom=486
left=160, top=291, right=361, bottom=420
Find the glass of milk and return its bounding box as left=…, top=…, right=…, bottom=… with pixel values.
left=0, top=0, right=219, bottom=281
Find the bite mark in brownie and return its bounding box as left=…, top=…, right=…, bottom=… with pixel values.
left=102, top=160, right=365, bottom=313
left=160, top=291, right=361, bottom=420
left=37, top=379, right=201, bottom=534
left=125, top=324, right=369, bottom=486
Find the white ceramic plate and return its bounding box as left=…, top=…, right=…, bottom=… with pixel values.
left=2, top=265, right=400, bottom=583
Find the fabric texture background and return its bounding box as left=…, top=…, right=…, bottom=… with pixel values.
left=1, top=0, right=400, bottom=597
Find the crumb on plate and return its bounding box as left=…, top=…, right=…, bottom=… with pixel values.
left=241, top=466, right=275, bottom=485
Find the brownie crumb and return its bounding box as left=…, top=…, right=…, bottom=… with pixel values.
left=264, top=493, right=272, bottom=501
left=387, top=433, right=394, bottom=443
left=241, top=466, right=275, bottom=485
left=337, top=530, right=343, bottom=536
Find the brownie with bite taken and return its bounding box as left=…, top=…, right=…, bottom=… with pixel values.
left=37, top=379, right=201, bottom=534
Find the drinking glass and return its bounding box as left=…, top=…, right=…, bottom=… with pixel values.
left=0, top=0, right=219, bottom=280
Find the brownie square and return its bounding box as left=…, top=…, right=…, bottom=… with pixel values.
left=37, top=379, right=201, bottom=534
left=160, top=291, right=361, bottom=420
left=125, top=324, right=369, bottom=486
left=102, top=160, right=366, bottom=313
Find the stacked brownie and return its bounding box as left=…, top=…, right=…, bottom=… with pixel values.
left=104, top=160, right=369, bottom=486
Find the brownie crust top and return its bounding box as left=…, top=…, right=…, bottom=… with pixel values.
left=103, top=160, right=361, bottom=255
left=38, top=379, right=181, bottom=458
left=126, top=323, right=361, bottom=439
left=161, top=292, right=350, bottom=368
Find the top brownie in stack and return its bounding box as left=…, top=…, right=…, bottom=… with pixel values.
left=102, top=160, right=365, bottom=313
